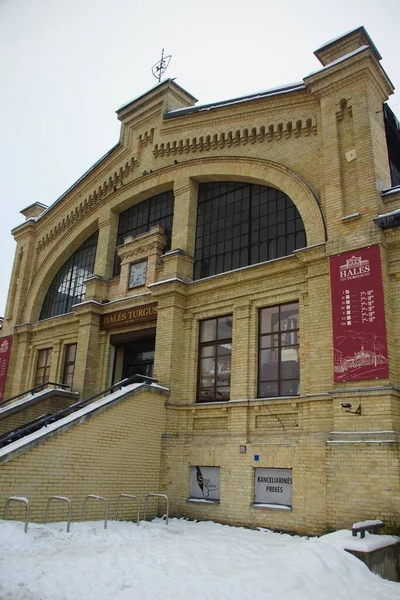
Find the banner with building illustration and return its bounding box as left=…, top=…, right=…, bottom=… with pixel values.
left=0, top=335, right=13, bottom=402
left=330, top=246, right=389, bottom=382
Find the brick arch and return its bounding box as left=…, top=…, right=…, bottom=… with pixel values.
left=171, top=156, right=326, bottom=246
left=23, top=156, right=325, bottom=322
left=22, top=221, right=99, bottom=323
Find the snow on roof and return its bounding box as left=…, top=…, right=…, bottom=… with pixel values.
left=116, top=79, right=197, bottom=113
left=164, top=82, right=305, bottom=119
left=0, top=381, right=168, bottom=459
left=314, top=26, right=382, bottom=60
left=31, top=144, right=120, bottom=224
left=306, top=46, right=370, bottom=78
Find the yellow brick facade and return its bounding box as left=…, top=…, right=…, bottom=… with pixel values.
left=1, top=27, right=399, bottom=534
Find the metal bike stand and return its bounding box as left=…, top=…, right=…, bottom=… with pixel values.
left=115, top=494, right=141, bottom=526
left=44, top=496, right=72, bottom=533
left=143, top=493, right=169, bottom=526
left=81, top=494, right=109, bottom=529
left=3, top=496, right=30, bottom=533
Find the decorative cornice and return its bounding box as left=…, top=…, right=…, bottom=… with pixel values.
left=37, top=156, right=139, bottom=251
left=119, top=242, right=160, bottom=263
left=138, top=128, right=155, bottom=147
left=152, top=117, right=317, bottom=158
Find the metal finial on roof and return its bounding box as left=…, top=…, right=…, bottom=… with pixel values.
left=151, top=48, right=171, bottom=82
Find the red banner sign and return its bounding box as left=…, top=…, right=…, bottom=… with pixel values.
left=330, top=246, right=389, bottom=382
left=0, top=335, right=13, bottom=402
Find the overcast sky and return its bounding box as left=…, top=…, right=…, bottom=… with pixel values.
left=0, top=0, right=399, bottom=316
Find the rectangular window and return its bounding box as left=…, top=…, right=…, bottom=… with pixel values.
left=34, top=348, right=52, bottom=387
left=258, top=303, right=299, bottom=397
left=198, top=315, right=232, bottom=402
left=189, top=466, right=220, bottom=502
left=62, top=343, right=77, bottom=390
left=254, top=467, right=292, bottom=509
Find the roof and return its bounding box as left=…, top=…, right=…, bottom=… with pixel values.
left=164, top=82, right=305, bottom=120
left=35, top=143, right=120, bottom=223
left=116, top=78, right=198, bottom=114
left=314, top=26, right=382, bottom=61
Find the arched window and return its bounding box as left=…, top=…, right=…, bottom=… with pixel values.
left=194, top=182, right=306, bottom=280
left=113, top=190, right=174, bottom=276
left=39, top=232, right=98, bottom=320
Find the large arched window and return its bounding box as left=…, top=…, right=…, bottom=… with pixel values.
left=113, top=190, right=174, bottom=276
left=39, top=232, right=98, bottom=320
left=194, top=182, right=306, bottom=280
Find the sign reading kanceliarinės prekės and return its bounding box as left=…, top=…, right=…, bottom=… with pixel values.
left=254, top=468, right=292, bottom=507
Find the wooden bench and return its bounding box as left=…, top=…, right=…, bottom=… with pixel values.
left=352, top=519, right=385, bottom=539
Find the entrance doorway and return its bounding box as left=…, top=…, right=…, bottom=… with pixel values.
left=122, top=338, right=155, bottom=379
left=110, top=328, right=156, bottom=384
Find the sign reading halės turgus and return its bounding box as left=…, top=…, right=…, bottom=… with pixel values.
left=100, top=303, right=157, bottom=330
left=330, top=245, right=389, bottom=382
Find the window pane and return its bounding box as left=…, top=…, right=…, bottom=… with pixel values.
left=281, top=347, right=299, bottom=379
left=201, top=346, right=215, bottom=359
left=259, top=348, right=278, bottom=380
left=199, top=388, right=214, bottom=401
left=259, top=381, right=278, bottom=398
left=260, top=334, right=278, bottom=349
left=217, top=343, right=231, bottom=357
left=281, top=380, right=299, bottom=396
left=216, top=386, right=230, bottom=400
left=260, top=307, right=279, bottom=334
left=200, top=358, right=215, bottom=376
left=66, top=344, right=77, bottom=362
left=217, top=316, right=233, bottom=340
left=37, top=350, right=48, bottom=367
left=200, top=320, right=217, bottom=343
left=280, top=303, right=299, bottom=328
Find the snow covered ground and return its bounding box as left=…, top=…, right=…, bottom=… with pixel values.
left=0, top=518, right=399, bottom=600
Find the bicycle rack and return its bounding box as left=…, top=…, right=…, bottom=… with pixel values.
left=143, top=493, right=169, bottom=526
left=3, top=496, right=30, bottom=533
left=82, top=495, right=109, bottom=529
left=44, top=496, right=72, bottom=533
left=115, top=494, right=140, bottom=526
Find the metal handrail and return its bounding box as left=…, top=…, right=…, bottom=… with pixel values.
left=3, top=496, right=30, bottom=533
left=82, top=495, right=109, bottom=529
left=143, top=493, right=169, bottom=525
left=115, top=494, right=141, bottom=526
left=44, top=496, right=72, bottom=533
left=0, top=374, right=158, bottom=449
left=2, top=382, right=70, bottom=405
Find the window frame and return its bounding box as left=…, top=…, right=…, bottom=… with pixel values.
left=34, top=348, right=52, bottom=387
left=197, top=314, right=233, bottom=403
left=113, top=190, right=174, bottom=276
left=62, top=343, right=77, bottom=390
left=258, top=302, right=300, bottom=398
left=193, top=182, right=306, bottom=280
left=39, top=232, right=98, bottom=320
